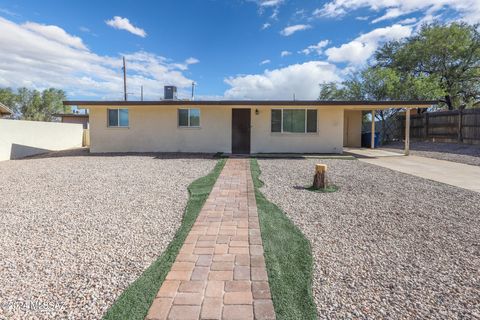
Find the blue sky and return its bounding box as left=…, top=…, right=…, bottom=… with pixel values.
left=0, top=0, right=478, bottom=100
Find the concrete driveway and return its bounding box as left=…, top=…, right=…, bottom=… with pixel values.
left=345, top=148, right=480, bottom=193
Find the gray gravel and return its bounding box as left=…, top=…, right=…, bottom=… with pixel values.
left=258, top=158, right=480, bottom=319
left=382, top=141, right=480, bottom=166
left=0, top=150, right=215, bottom=319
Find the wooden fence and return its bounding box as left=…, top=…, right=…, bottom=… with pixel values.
left=400, top=109, right=480, bottom=144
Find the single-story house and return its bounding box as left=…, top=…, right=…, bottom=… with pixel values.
left=64, top=94, right=435, bottom=155
left=0, top=102, right=13, bottom=118
left=53, top=113, right=89, bottom=129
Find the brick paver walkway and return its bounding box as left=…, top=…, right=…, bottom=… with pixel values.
left=146, top=158, right=275, bottom=320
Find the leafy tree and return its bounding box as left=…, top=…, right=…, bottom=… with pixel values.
left=0, top=87, right=68, bottom=121
left=19, top=88, right=43, bottom=120
left=319, top=82, right=349, bottom=100
left=40, top=88, right=68, bottom=121
left=0, top=88, right=18, bottom=114
left=375, top=22, right=480, bottom=110
left=318, top=76, right=363, bottom=101
left=319, top=66, right=444, bottom=142
left=320, top=67, right=442, bottom=101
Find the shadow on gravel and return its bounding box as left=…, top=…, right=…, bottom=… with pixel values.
left=19, top=148, right=217, bottom=160
left=293, top=185, right=339, bottom=193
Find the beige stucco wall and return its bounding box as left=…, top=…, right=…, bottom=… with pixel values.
left=88, top=105, right=344, bottom=154
left=89, top=106, right=231, bottom=153
left=61, top=116, right=89, bottom=129
left=251, top=105, right=344, bottom=153
left=343, top=110, right=362, bottom=147
left=0, top=119, right=83, bottom=161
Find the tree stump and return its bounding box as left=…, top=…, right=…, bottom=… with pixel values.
left=313, top=164, right=327, bottom=189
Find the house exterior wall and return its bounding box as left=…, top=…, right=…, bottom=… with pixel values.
left=0, top=119, right=83, bottom=161
left=61, top=116, right=89, bottom=129
left=251, top=105, right=343, bottom=153
left=343, top=110, right=362, bottom=147
left=89, top=105, right=231, bottom=153
left=88, top=104, right=345, bottom=154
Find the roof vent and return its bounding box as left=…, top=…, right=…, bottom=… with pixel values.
left=164, top=86, right=177, bottom=100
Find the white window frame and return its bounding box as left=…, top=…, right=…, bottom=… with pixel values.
left=107, top=108, right=129, bottom=128
left=178, top=108, right=201, bottom=128
left=271, top=108, right=317, bottom=133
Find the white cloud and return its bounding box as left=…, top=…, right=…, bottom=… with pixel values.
left=294, top=9, right=307, bottom=19
left=250, top=0, right=283, bottom=19
left=280, top=24, right=311, bottom=36
left=371, top=8, right=403, bottom=23
left=258, top=0, right=283, bottom=7
left=0, top=16, right=195, bottom=100
left=313, top=4, right=345, bottom=18
left=105, top=16, right=146, bottom=37
left=262, top=22, right=271, bottom=29
left=355, top=16, right=370, bottom=21
left=325, top=24, right=412, bottom=64
left=260, top=59, right=271, bottom=65
left=398, top=17, right=417, bottom=24
left=270, top=7, right=280, bottom=20
left=314, top=0, right=480, bottom=24
left=300, top=40, right=330, bottom=55
left=173, top=57, right=200, bottom=71
left=0, top=7, right=17, bottom=16
left=23, top=22, right=88, bottom=50
left=224, top=61, right=341, bottom=99
left=79, top=26, right=98, bottom=37
left=185, top=57, right=200, bottom=65
left=280, top=50, right=292, bottom=57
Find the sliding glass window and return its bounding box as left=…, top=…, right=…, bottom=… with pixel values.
left=178, top=108, right=200, bottom=127
left=108, top=108, right=129, bottom=127
left=271, top=109, right=317, bottom=133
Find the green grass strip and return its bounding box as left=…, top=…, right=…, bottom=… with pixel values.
left=103, top=158, right=226, bottom=320
left=250, top=158, right=318, bottom=320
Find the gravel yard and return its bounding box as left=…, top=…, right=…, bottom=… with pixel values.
left=382, top=141, right=480, bottom=166
left=0, top=150, right=215, bottom=319
left=258, top=158, right=480, bottom=319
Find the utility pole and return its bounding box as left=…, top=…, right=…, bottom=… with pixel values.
left=122, top=56, right=127, bottom=101
left=191, top=82, right=196, bottom=101
left=141, top=85, right=144, bottom=101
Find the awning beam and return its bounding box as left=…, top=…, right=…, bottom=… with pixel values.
left=405, top=108, right=411, bottom=156
left=371, top=110, right=376, bottom=149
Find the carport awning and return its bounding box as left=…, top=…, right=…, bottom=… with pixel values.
left=342, top=103, right=436, bottom=110
left=352, top=105, right=422, bottom=156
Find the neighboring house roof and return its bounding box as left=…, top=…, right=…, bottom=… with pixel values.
left=0, top=102, right=13, bottom=115
left=63, top=100, right=438, bottom=107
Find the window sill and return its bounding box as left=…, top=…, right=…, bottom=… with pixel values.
left=178, top=126, right=202, bottom=129
left=107, top=126, right=130, bottom=129
left=271, top=132, right=318, bottom=135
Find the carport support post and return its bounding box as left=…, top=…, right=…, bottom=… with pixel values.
left=405, top=108, right=411, bottom=156
left=371, top=110, right=376, bottom=149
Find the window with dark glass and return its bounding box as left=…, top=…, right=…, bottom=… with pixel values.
left=178, top=108, right=200, bottom=127
left=307, top=110, right=317, bottom=133
left=283, top=109, right=306, bottom=133
left=271, top=109, right=282, bottom=132
left=178, top=109, right=189, bottom=126
left=271, top=109, right=317, bottom=133
left=108, top=108, right=129, bottom=127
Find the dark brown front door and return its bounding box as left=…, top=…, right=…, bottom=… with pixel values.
left=232, top=109, right=251, bottom=154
